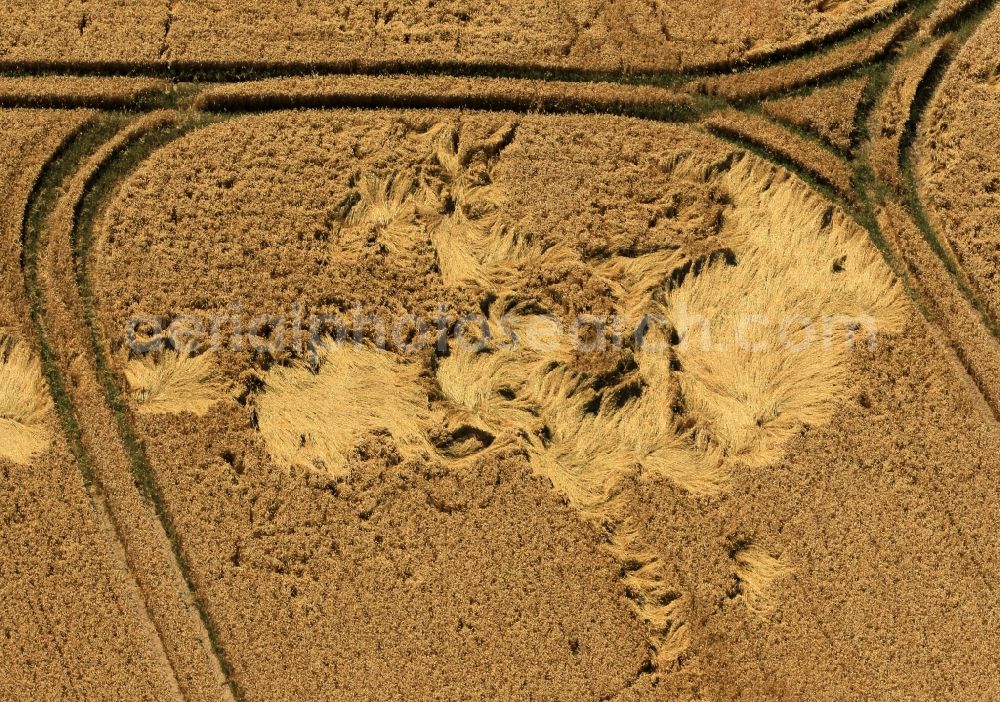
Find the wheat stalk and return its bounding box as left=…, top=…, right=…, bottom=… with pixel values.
left=126, top=348, right=223, bottom=416
left=255, top=340, right=432, bottom=477
left=733, top=544, right=794, bottom=615
left=0, top=337, right=52, bottom=464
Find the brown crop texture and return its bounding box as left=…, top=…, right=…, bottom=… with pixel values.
left=0, top=0, right=900, bottom=73
left=869, top=37, right=949, bottom=191
left=916, top=5, right=1000, bottom=323
left=926, top=0, right=982, bottom=32
left=0, top=76, right=170, bottom=108
left=876, top=201, right=1000, bottom=414
left=0, top=108, right=182, bottom=699
left=686, top=15, right=910, bottom=101
left=669, top=315, right=1000, bottom=701
left=702, top=108, right=856, bottom=199
left=166, top=0, right=903, bottom=73
left=0, top=109, right=95, bottom=329
left=89, top=110, right=914, bottom=693
left=0, top=431, right=184, bottom=700
left=35, top=111, right=237, bottom=702
left=7, top=3, right=1000, bottom=696
left=0, top=0, right=167, bottom=63
left=193, top=74, right=693, bottom=118
left=761, top=76, right=869, bottom=151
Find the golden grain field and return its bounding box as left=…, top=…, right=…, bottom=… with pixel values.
left=2, top=2, right=1000, bottom=701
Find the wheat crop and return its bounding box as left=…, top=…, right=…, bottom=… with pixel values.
left=91, top=110, right=913, bottom=679
left=703, top=109, right=857, bottom=199
left=662, top=156, right=906, bottom=465
left=0, top=337, right=52, bottom=464
left=0, top=108, right=96, bottom=331
left=869, top=38, right=949, bottom=191
left=732, top=544, right=794, bottom=614
left=249, top=139, right=903, bottom=655
left=125, top=349, right=223, bottom=416
left=154, top=0, right=900, bottom=73
left=0, top=1, right=165, bottom=64
left=762, top=77, right=869, bottom=152
left=192, top=75, right=693, bottom=117
left=926, top=0, right=980, bottom=32
left=916, top=8, right=1000, bottom=321
left=255, top=340, right=432, bottom=477
left=688, top=16, right=910, bottom=101
left=414, top=120, right=536, bottom=290
left=0, top=77, right=169, bottom=108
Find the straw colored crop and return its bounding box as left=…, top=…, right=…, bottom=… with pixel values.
left=414, top=120, right=534, bottom=290
left=869, top=38, right=949, bottom=191
left=0, top=0, right=899, bottom=73
left=0, top=106, right=193, bottom=699
left=762, top=76, right=869, bottom=151
left=926, top=0, right=980, bottom=32
left=161, top=0, right=900, bottom=73
left=688, top=16, right=910, bottom=101
left=107, top=112, right=904, bottom=529
left=916, top=8, right=1000, bottom=321
left=703, top=108, right=857, bottom=199
left=0, top=1, right=166, bottom=63
left=193, top=75, right=693, bottom=119
left=429, top=148, right=905, bottom=489
left=876, top=201, right=1000, bottom=414
left=0, top=108, right=96, bottom=331
left=732, top=544, right=794, bottom=615
left=434, top=313, right=727, bottom=508
left=32, top=109, right=238, bottom=700
left=608, top=516, right=692, bottom=667
left=0, top=336, right=52, bottom=464
left=0, top=77, right=169, bottom=108
left=326, top=118, right=531, bottom=291
left=2, top=0, right=999, bottom=694
left=89, top=108, right=923, bottom=689
left=125, top=349, right=223, bottom=416
left=255, top=341, right=432, bottom=476
left=663, top=156, right=906, bottom=465
left=244, top=136, right=903, bottom=666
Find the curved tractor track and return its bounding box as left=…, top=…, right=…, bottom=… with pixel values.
left=10, top=0, right=1000, bottom=698
left=21, top=112, right=239, bottom=702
